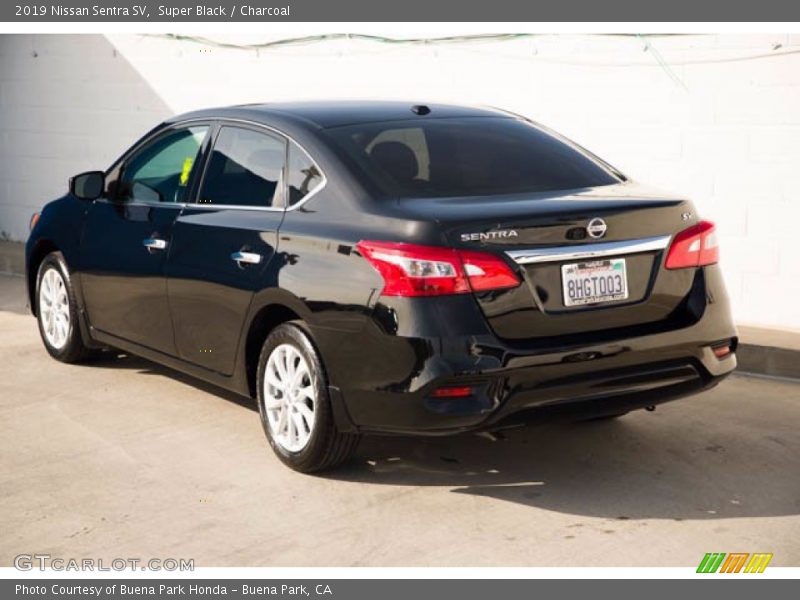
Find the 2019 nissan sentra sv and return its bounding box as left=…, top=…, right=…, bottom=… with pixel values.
left=26, top=101, right=737, bottom=472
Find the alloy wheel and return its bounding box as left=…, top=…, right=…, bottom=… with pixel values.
left=263, top=343, right=317, bottom=452
left=39, top=267, right=70, bottom=350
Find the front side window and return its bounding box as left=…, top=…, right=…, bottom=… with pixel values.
left=199, top=126, right=286, bottom=207
left=117, top=126, right=208, bottom=204
left=327, top=117, right=620, bottom=199
left=287, top=141, right=324, bottom=206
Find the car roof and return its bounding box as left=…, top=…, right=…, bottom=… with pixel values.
left=166, top=100, right=513, bottom=131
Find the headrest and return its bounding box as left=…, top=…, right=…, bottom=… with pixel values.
left=369, top=141, right=419, bottom=183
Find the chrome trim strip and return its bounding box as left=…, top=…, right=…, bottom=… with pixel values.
left=105, top=116, right=328, bottom=214
left=230, top=250, right=263, bottom=265
left=95, top=199, right=187, bottom=209
left=506, top=234, right=672, bottom=265
left=186, top=203, right=283, bottom=213
left=181, top=116, right=328, bottom=214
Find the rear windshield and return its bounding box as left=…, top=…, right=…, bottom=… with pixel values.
left=326, top=117, right=620, bottom=199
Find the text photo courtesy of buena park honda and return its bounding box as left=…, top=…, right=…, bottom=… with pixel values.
left=1, top=30, right=799, bottom=570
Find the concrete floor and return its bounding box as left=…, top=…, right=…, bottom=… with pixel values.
left=1, top=274, right=799, bottom=567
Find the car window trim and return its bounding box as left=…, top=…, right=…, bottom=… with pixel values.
left=100, top=117, right=327, bottom=212
left=193, top=122, right=289, bottom=211
left=186, top=117, right=328, bottom=213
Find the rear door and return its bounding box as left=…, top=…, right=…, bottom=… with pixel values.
left=166, top=123, right=287, bottom=375
left=79, top=124, right=210, bottom=353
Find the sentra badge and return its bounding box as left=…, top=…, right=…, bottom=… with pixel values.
left=461, top=230, right=519, bottom=242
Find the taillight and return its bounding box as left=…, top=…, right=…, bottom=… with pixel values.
left=29, top=212, right=40, bottom=231
left=430, top=386, right=475, bottom=398
left=356, top=240, right=520, bottom=297
left=458, top=248, right=522, bottom=292
left=664, top=220, right=719, bottom=269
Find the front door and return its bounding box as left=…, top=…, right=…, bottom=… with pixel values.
left=167, top=124, right=286, bottom=374
left=79, top=124, right=209, bottom=354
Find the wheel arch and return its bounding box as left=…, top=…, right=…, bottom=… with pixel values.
left=243, top=302, right=305, bottom=399
left=240, top=291, right=359, bottom=435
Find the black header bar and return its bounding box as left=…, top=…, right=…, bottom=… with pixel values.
left=4, top=0, right=800, bottom=22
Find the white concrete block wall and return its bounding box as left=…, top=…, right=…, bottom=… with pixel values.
left=0, top=34, right=172, bottom=242
left=1, top=33, right=799, bottom=330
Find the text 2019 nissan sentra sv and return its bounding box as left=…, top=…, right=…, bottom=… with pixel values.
left=26, top=101, right=737, bottom=472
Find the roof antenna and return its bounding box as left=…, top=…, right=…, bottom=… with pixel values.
left=411, top=105, right=431, bottom=116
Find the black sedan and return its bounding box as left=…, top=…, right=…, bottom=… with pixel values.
left=26, top=101, right=737, bottom=472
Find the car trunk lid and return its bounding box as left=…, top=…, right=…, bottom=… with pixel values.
left=399, top=184, right=701, bottom=341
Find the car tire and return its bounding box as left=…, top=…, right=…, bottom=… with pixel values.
left=256, top=321, right=360, bottom=473
left=35, top=251, right=94, bottom=363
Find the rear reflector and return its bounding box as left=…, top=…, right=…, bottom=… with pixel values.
left=357, top=241, right=520, bottom=297
left=712, top=344, right=732, bottom=359
left=430, top=386, right=475, bottom=398
left=665, top=220, right=719, bottom=270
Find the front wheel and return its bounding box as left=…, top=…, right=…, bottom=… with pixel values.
left=256, top=322, right=359, bottom=473
left=35, top=252, right=93, bottom=363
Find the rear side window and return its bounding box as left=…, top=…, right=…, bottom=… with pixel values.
left=287, top=141, right=324, bottom=206
left=199, top=126, right=286, bottom=207
left=117, top=126, right=208, bottom=204
left=327, top=117, right=619, bottom=198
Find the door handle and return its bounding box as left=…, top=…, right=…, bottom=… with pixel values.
left=231, top=251, right=262, bottom=266
left=143, top=238, right=167, bottom=251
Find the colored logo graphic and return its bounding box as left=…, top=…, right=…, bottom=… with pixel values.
left=697, top=553, right=773, bottom=573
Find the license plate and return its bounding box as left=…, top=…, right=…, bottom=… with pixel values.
left=561, top=258, right=628, bottom=307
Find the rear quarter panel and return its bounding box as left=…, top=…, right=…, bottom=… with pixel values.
left=243, top=178, right=446, bottom=392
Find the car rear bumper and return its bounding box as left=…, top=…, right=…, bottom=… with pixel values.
left=318, top=266, right=737, bottom=435
left=340, top=342, right=736, bottom=436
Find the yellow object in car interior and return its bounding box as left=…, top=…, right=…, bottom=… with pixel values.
left=179, top=157, right=194, bottom=186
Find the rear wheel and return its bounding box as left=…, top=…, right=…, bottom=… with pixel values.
left=256, top=322, right=359, bottom=473
left=35, top=252, right=93, bottom=363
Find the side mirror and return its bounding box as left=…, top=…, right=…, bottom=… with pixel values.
left=69, top=171, right=105, bottom=200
